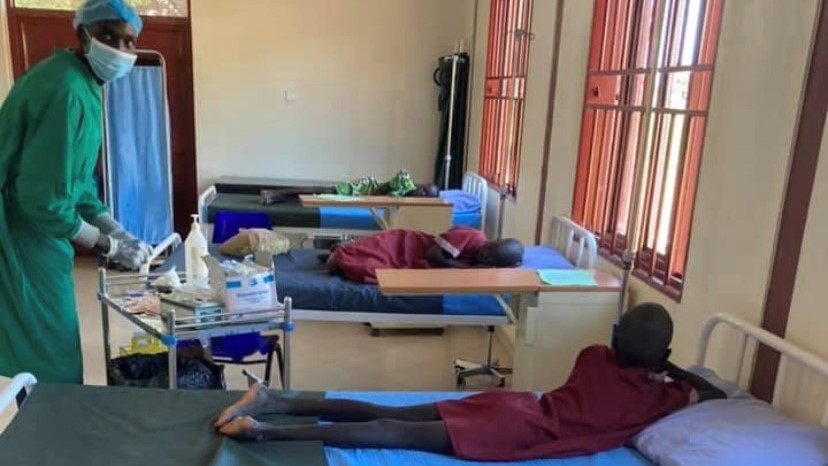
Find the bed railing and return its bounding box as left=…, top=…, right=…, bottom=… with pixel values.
left=0, top=373, right=37, bottom=421
left=696, top=313, right=828, bottom=427
left=548, top=216, right=599, bottom=269
left=462, top=172, right=488, bottom=228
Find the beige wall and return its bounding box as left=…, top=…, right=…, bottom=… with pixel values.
left=468, top=0, right=820, bottom=380
left=0, top=0, right=12, bottom=100
left=781, top=117, right=828, bottom=424
left=191, top=0, right=476, bottom=189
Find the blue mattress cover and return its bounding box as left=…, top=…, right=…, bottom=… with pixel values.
left=160, top=245, right=572, bottom=316
left=324, top=391, right=652, bottom=466
left=320, top=207, right=482, bottom=230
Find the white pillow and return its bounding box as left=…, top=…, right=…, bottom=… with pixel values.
left=632, top=398, right=828, bottom=466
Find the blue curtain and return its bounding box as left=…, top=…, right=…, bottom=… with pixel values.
left=105, top=66, right=172, bottom=244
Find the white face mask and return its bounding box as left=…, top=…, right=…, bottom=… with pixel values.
left=84, top=29, right=137, bottom=82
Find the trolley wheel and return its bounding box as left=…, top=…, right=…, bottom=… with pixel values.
left=370, top=328, right=381, bottom=337
left=496, top=378, right=506, bottom=388
left=456, top=377, right=466, bottom=389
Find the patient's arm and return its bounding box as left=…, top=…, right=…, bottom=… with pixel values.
left=426, top=245, right=471, bottom=268
left=664, top=361, right=727, bottom=402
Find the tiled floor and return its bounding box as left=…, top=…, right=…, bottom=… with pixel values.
left=1, top=258, right=511, bottom=431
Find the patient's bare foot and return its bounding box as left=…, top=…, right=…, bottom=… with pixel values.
left=215, top=383, right=286, bottom=428
left=218, top=416, right=263, bottom=441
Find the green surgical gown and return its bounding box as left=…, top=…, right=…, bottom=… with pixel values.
left=0, top=50, right=108, bottom=383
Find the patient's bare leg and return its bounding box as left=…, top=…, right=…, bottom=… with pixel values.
left=215, top=383, right=440, bottom=427
left=219, top=416, right=452, bottom=453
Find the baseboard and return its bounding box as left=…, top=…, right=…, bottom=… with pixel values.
left=495, top=325, right=515, bottom=357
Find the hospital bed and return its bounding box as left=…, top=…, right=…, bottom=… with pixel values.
left=3, top=313, right=826, bottom=465
left=157, top=215, right=597, bottom=332
left=197, top=172, right=489, bottom=245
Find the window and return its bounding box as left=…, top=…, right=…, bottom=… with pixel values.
left=12, top=0, right=188, bottom=16
left=478, top=0, right=533, bottom=195
left=572, top=0, right=723, bottom=298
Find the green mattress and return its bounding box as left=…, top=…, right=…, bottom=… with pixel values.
left=0, top=384, right=328, bottom=466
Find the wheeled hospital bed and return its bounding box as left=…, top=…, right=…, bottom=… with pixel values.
left=198, top=172, right=490, bottom=244
left=3, top=313, right=826, bottom=465
left=158, top=215, right=598, bottom=332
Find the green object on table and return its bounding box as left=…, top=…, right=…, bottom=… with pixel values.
left=0, top=384, right=328, bottom=466
left=538, top=269, right=598, bottom=287
left=316, top=194, right=362, bottom=202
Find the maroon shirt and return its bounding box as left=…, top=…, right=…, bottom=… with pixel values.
left=333, top=227, right=488, bottom=284
left=436, top=345, right=692, bottom=461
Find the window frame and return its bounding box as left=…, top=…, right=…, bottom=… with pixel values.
left=572, top=0, right=723, bottom=300
left=478, top=0, right=534, bottom=196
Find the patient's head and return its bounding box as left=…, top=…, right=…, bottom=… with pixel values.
left=411, top=183, right=440, bottom=197
left=614, top=303, right=673, bottom=370
left=476, top=238, right=524, bottom=267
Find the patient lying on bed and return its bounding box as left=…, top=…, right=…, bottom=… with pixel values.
left=326, top=226, right=524, bottom=284
left=260, top=170, right=440, bottom=205
left=215, top=303, right=727, bottom=461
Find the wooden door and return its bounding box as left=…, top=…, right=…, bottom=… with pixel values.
left=5, top=3, right=197, bottom=235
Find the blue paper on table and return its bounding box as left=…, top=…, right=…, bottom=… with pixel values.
left=538, top=269, right=598, bottom=287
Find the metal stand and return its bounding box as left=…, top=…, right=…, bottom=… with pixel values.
left=443, top=53, right=460, bottom=190
left=454, top=325, right=512, bottom=388
left=497, top=189, right=508, bottom=239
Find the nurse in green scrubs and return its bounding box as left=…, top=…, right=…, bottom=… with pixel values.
left=0, top=0, right=152, bottom=383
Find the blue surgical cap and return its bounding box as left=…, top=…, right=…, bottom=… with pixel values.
left=73, top=0, right=143, bottom=36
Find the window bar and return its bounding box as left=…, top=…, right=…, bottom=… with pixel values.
left=601, top=0, right=617, bottom=71
left=661, top=0, right=679, bottom=68
left=587, top=110, right=608, bottom=230
left=611, top=0, right=628, bottom=71
left=698, top=0, right=720, bottom=65
left=589, top=0, right=609, bottom=71
left=638, top=111, right=665, bottom=257
left=609, top=109, right=635, bottom=254
left=671, top=0, right=690, bottom=67
left=649, top=113, right=678, bottom=276
left=594, top=109, right=615, bottom=235
left=663, top=114, right=693, bottom=280
left=601, top=110, right=623, bottom=239
left=691, top=0, right=709, bottom=65
left=619, top=0, right=668, bottom=321
left=675, top=0, right=694, bottom=66
left=620, top=0, right=636, bottom=70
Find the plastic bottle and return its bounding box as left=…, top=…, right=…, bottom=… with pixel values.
left=185, top=214, right=209, bottom=287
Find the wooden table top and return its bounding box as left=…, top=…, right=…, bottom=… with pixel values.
left=377, top=268, right=621, bottom=296
left=299, top=195, right=452, bottom=208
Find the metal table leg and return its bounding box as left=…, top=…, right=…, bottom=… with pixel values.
left=282, top=298, right=293, bottom=390
left=98, top=269, right=112, bottom=384
left=162, top=309, right=177, bottom=389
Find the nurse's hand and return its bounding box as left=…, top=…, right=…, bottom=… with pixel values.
left=108, top=231, right=153, bottom=270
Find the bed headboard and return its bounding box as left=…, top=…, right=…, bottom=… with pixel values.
left=548, top=216, right=599, bottom=269
left=462, top=172, right=488, bottom=228
left=696, top=313, right=828, bottom=427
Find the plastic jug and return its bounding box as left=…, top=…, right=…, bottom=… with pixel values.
left=185, top=214, right=209, bottom=287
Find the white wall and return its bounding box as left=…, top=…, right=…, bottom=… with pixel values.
left=191, top=0, right=476, bottom=190
left=468, top=0, right=821, bottom=389
left=0, top=0, right=13, bottom=100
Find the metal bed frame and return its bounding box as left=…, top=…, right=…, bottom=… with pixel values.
left=96, top=269, right=295, bottom=390
left=197, top=172, right=491, bottom=248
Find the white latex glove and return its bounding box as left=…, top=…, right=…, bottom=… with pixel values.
left=103, top=231, right=151, bottom=270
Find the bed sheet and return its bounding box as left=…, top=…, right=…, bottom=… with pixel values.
left=324, top=391, right=653, bottom=466
left=161, top=245, right=572, bottom=316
